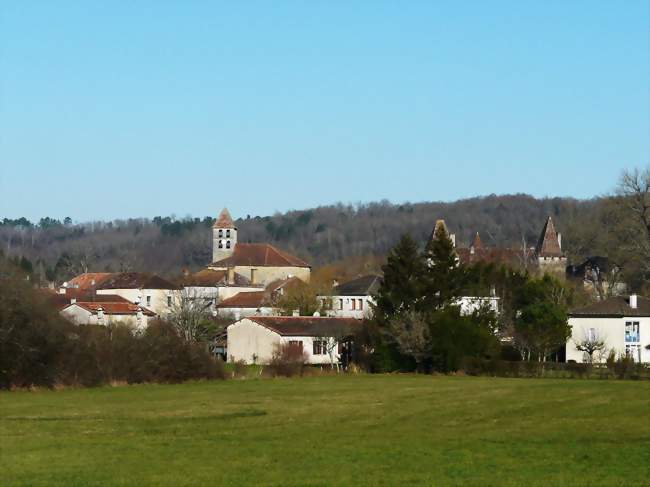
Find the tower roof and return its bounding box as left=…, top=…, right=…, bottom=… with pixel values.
left=429, top=219, right=449, bottom=241
left=535, top=217, right=563, bottom=257
left=470, top=232, right=484, bottom=250
left=214, top=208, right=236, bottom=229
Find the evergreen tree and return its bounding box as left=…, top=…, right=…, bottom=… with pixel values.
left=374, top=234, right=426, bottom=322
left=422, top=222, right=464, bottom=309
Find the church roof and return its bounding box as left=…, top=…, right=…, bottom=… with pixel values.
left=535, top=217, right=563, bottom=258
left=210, top=243, right=310, bottom=268
left=179, top=269, right=254, bottom=287
left=470, top=232, right=484, bottom=250
left=213, top=208, right=236, bottom=229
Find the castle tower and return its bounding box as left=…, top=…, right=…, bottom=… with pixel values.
left=212, top=208, right=237, bottom=263
left=535, top=216, right=566, bottom=274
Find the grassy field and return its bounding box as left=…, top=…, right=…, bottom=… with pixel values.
left=1, top=375, right=649, bottom=486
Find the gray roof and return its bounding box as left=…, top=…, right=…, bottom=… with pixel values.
left=333, top=275, right=382, bottom=296
left=569, top=295, right=650, bottom=318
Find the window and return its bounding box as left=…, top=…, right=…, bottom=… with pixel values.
left=351, top=299, right=356, bottom=311
left=146, top=295, right=151, bottom=306
left=338, top=299, right=343, bottom=310
left=226, top=240, right=231, bottom=249
left=288, top=340, right=303, bottom=351
left=218, top=229, right=223, bottom=237
left=218, top=240, right=223, bottom=249
left=358, top=299, right=363, bottom=311
left=313, top=340, right=326, bottom=355
left=625, top=321, right=640, bottom=343
left=226, top=229, right=231, bottom=238
left=167, top=296, right=172, bottom=307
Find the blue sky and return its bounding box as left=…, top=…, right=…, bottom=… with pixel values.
left=1, top=1, right=648, bottom=222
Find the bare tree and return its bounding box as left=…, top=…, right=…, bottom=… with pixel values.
left=167, top=289, right=216, bottom=342
left=574, top=328, right=606, bottom=363
left=388, top=310, right=431, bottom=371
left=618, top=167, right=650, bottom=240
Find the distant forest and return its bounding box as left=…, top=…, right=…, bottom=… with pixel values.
left=0, top=194, right=609, bottom=283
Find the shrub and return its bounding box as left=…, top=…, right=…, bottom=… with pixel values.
left=268, top=343, right=308, bottom=377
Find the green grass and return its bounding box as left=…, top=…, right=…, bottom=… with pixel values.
left=1, top=376, right=649, bottom=486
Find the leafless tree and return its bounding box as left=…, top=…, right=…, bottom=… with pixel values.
left=574, top=328, right=607, bottom=363
left=388, top=310, right=431, bottom=370
left=167, top=289, right=216, bottom=342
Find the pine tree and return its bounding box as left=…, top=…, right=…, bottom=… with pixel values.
left=422, top=222, right=464, bottom=309
left=374, top=234, right=426, bottom=323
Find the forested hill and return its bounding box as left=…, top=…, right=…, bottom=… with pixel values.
left=1, top=194, right=604, bottom=282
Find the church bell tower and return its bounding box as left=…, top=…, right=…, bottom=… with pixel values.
left=212, top=208, right=237, bottom=263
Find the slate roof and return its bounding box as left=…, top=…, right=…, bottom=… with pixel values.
left=213, top=208, right=236, bottom=229
left=180, top=269, right=254, bottom=287
left=245, top=316, right=361, bottom=337
left=333, top=275, right=382, bottom=296
left=210, top=243, right=309, bottom=268
left=217, top=291, right=270, bottom=309
left=569, top=295, right=650, bottom=318
left=97, top=272, right=181, bottom=290
left=535, top=217, right=563, bottom=258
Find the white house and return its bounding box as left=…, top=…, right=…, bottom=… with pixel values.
left=227, top=316, right=361, bottom=365
left=321, top=275, right=381, bottom=319
left=94, top=272, right=181, bottom=316
left=60, top=301, right=155, bottom=329
left=566, top=294, right=650, bottom=364
left=216, top=291, right=275, bottom=319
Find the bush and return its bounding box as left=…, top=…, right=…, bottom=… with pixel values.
left=268, top=343, right=308, bottom=377
left=606, top=350, right=636, bottom=380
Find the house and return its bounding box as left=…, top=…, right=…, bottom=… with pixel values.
left=179, top=268, right=263, bottom=310
left=216, top=291, right=275, bottom=319
left=94, top=272, right=181, bottom=315
left=566, top=256, right=626, bottom=299
left=323, top=274, right=382, bottom=318
left=227, top=316, right=361, bottom=365
left=60, top=301, right=155, bottom=329
left=207, top=208, right=311, bottom=286
left=566, top=294, right=649, bottom=364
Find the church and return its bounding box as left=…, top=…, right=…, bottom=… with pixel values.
left=206, top=208, right=311, bottom=286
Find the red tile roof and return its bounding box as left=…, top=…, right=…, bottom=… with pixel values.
left=97, top=272, right=180, bottom=290
left=210, top=243, right=309, bottom=268
left=180, top=269, right=254, bottom=287
left=217, top=291, right=270, bottom=308
left=213, top=208, right=236, bottom=229
left=535, top=217, right=563, bottom=258
left=456, top=247, right=525, bottom=267
left=65, top=273, right=112, bottom=290
left=40, top=289, right=130, bottom=310
left=66, top=301, right=156, bottom=316
left=245, top=316, right=361, bottom=336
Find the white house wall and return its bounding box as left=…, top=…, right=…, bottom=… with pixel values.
left=96, top=288, right=178, bottom=316
left=325, top=295, right=375, bottom=319
left=566, top=316, right=650, bottom=364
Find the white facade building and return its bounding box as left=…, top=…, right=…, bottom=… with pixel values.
left=61, top=301, right=155, bottom=330
left=227, top=316, right=360, bottom=365
left=321, top=275, right=381, bottom=319
left=566, top=294, right=650, bottom=364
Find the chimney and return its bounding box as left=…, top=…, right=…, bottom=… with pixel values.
left=630, top=294, right=638, bottom=309
left=70, top=297, right=77, bottom=304
left=292, top=309, right=300, bottom=317
left=557, top=233, right=562, bottom=250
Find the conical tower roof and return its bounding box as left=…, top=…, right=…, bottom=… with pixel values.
left=213, top=208, right=236, bottom=229
left=535, top=216, right=562, bottom=257
left=429, top=219, right=449, bottom=241
left=470, top=232, right=484, bottom=250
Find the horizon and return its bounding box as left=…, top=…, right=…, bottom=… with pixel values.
left=1, top=2, right=648, bottom=221
left=2, top=191, right=606, bottom=224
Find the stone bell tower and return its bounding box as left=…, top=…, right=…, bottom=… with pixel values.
left=212, top=208, right=237, bottom=263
